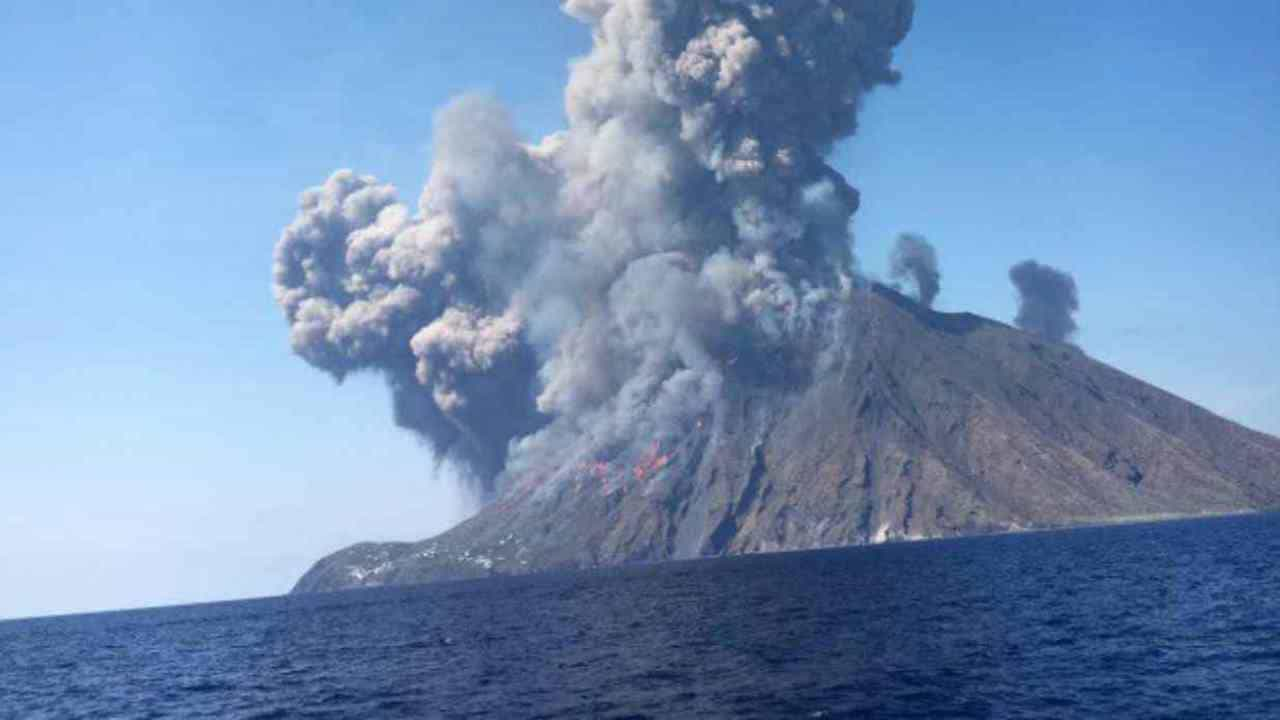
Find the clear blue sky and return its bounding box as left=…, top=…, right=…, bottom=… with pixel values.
left=1, top=1, right=1276, bottom=620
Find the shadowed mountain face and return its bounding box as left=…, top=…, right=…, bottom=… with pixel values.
left=294, top=286, right=1280, bottom=593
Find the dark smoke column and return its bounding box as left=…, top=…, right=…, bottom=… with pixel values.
left=1009, top=260, right=1079, bottom=343
left=272, top=1, right=916, bottom=498
left=888, top=233, right=940, bottom=307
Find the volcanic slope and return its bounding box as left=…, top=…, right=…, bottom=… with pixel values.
left=294, top=286, right=1280, bottom=592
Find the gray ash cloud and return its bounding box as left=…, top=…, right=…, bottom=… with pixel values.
left=1009, top=260, right=1079, bottom=343
left=888, top=233, right=940, bottom=308
left=272, top=1, right=915, bottom=495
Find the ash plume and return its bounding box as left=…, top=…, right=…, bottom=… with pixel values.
left=1009, top=260, right=1079, bottom=343
left=272, top=1, right=915, bottom=495
left=888, top=233, right=940, bottom=308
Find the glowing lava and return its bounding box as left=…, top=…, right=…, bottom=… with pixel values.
left=632, top=442, right=673, bottom=483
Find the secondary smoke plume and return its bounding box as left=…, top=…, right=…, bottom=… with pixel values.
left=1009, top=260, right=1079, bottom=343
left=888, top=233, right=940, bottom=308
left=273, top=1, right=915, bottom=495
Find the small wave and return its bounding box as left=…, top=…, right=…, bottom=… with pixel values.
left=178, top=679, right=235, bottom=693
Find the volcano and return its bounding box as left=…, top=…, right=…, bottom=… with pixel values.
left=293, top=285, right=1280, bottom=593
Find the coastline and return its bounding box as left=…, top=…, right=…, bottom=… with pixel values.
left=291, top=507, right=1273, bottom=595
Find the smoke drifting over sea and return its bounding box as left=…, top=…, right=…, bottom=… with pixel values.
left=888, top=233, right=940, bottom=308
left=272, top=1, right=915, bottom=495
left=1009, top=260, right=1080, bottom=343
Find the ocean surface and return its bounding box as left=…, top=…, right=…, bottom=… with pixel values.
left=4, top=514, right=1280, bottom=719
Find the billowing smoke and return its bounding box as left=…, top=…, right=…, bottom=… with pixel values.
left=273, top=1, right=915, bottom=496
left=888, top=233, right=940, bottom=308
left=1009, top=260, right=1079, bottom=343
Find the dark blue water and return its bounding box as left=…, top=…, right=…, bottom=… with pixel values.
left=4, top=514, right=1280, bottom=719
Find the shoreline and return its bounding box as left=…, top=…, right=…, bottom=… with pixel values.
left=292, top=506, right=1274, bottom=596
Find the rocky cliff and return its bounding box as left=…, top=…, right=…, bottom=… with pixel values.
left=293, top=285, right=1280, bottom=593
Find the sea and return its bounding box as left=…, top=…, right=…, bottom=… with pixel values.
left=3, top=513, right=1280, bottom=719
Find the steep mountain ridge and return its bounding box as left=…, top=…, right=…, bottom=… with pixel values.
left=293, top=286, right=1280, bottom=593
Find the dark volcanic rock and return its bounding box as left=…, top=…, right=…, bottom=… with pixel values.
left=293, top=286, right=1280, bottom=593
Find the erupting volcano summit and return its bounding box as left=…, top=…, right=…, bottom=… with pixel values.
left=273, top=1, right=1280, bottom=593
